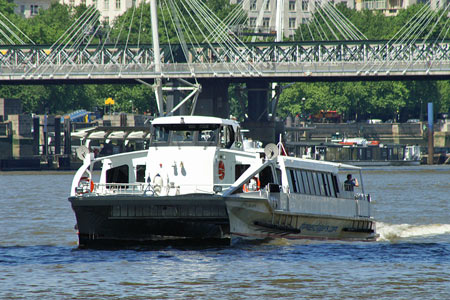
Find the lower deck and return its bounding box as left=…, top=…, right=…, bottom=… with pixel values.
left=69, top=194, right=230, bottom=247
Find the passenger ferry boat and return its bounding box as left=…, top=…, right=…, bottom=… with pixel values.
left=69, top=116, right=376, bottom=247
left=68, top=115, right=260, bottom=247
left=223, top=149, right=377, bottom=242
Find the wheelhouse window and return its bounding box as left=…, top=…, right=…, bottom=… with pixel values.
left=151, top=124, right=222, bottom=146
left=220, top=125, right=235, bottom=148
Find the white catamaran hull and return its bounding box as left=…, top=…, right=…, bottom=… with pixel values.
left=226, top=193, right=376, bottom=242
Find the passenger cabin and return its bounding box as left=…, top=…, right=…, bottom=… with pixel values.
left=95, top=116, right=260, bottom=196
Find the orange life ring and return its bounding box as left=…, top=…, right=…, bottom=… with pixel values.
left=243, top=177, right=260, bottom=192
left=79, top=176, right=94, bottom=194
left=218, top=160, right=225, bottom=180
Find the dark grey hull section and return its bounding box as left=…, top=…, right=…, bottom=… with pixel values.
left=68, top=194, right=229, bottom=248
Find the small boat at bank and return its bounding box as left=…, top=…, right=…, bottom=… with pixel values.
left=287, top=140, right=421, bottom=166
left=68, top=116, right=376, bottom=247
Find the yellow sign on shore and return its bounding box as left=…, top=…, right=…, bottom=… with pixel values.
left=105, top=97, right=115, bottom=105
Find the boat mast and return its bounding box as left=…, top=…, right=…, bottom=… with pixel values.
left=150, top=0, right=164, bottom=116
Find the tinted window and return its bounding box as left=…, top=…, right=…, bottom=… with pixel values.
left=106, top=164, right=129, bottom=183
left=136, top=165, right=146, bottom=182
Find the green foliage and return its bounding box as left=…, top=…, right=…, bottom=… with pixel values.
left=286, top=4, right=450, bottom=121
left=22, top=3, right=74, bottom=44
left=0, top=1, right=449, bottom=119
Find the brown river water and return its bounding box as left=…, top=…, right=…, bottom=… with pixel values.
left=0, top=166, right=449, bottom=299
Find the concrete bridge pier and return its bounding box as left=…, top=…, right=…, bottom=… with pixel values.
left=193, top=79, right=230, bottom=119
left=166, top=80, right=188, bottom=115
left=188, top=79, right=283, bottom=145
left=242, top=80, right=284, bottom=145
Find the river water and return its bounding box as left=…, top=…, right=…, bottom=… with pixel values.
left=0, top=166, right=449, bottom=299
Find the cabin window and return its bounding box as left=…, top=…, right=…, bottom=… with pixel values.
left=219, top=125, right=235, bottom=148
left=327, top=174, right=334, bottom=196
left=172, top=130, right=194, bottom=142
left=198, top=129, right=217, bottom=142
left=300, top=170, right=309, bottom=194
left=235, top=164, right=250, bottom=180
left=286, top=168, right=337, bottom=197
left=295, top=170, right=306, bottom=194
left=106, top=164, right=129, bottom=183
left=307, top=171, right=316, bottom=195
left=322, top=173, right=331, bottom=196
left=276, top=168, right=282, bottom=185
left=259, top=167, right=274, bottom=189
left=136, top=165, right=146, bottom=182
left=152, top=124, right=220, bottom=146
left=153, top=125, right=170, bottom=142
left=332, top=174, right=339, bottom=197
left=289, top=169, right=298, bottom=193
left=315, top=173, right=322, bottom=196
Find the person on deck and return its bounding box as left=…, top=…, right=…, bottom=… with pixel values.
left=344, top=174, right=359, bottom=191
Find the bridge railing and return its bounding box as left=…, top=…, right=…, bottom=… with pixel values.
left=1, top=41, right=450, bottom=79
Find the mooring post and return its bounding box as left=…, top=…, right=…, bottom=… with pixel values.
left=427, top=102, right=434, bottom=165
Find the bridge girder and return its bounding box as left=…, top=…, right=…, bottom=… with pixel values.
left=0, top=40, right=450, bottom=83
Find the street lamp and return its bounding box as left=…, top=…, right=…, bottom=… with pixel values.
left=129, top=100, right=134, bottom=113
left=301, top=97, right=306, bottom=120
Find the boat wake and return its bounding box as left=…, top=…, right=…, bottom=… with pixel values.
left=377, top=222, right=450, bottom=241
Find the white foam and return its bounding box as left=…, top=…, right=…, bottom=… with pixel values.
left=376, top=222, right=450, bottom=241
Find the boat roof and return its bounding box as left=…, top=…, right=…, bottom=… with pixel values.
left=71, top=126, right=151, bottom=140
left=281, top=156, right=361, bottom=172
left=152, top=115, right=239, bottom=127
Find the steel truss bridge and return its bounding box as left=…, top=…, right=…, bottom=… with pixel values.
left=1, top=40, right=450, bottom=83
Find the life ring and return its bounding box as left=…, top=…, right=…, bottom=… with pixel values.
left=78, top=176, right=94, bottom=194
left=243, top=177, right=260, bottom=192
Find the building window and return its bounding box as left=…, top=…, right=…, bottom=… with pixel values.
left=263, top=17, right=270, bottom=28
left=302, top=17, right=308, bottom=24
left=20, top=5, right=25, bottom=14
left=104, top=0, right=109, bottom=10
left=249, top=17, right=256, bottom=27
left=302, top=0, right=308, bottom=11
left=265, top=0, right=270, bottom=10
left=289, top=17, right=296, bottom=29
left=30, top=5, right=39, bottom=16
left=132, top=0, right=136, bottom=6
left=115, top=0, right=121, bottom=9
left=104, top=16, right=109, bottom=24
left=289, top=0, right=295, bottom=10
left=250, top=0, right=257, bottom=10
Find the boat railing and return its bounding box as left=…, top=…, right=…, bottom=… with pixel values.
left=94, top=183, right=147, bottom=195
left=92, top=182, right=233, bottom=196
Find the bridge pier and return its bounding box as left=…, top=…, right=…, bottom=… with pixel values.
left=247, top=80, right=269, bottom=122
left=193, top=79, right=230, bottom=118
left=242, top=80, right=284, bottom=145
left=166, top=80, right=187, bottom=115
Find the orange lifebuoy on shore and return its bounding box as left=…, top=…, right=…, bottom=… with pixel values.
left=243, top=177, right=260, bottom=192
left=79, top=176, right=94, bottom=194
left=218, top=160, right=225, bottom=180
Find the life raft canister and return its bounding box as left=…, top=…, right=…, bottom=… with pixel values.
left=218, top=160, right=225, bottom=180
left=78, top=176, right=94, bottom=194
left=243, top=177, right=260, bottom=192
